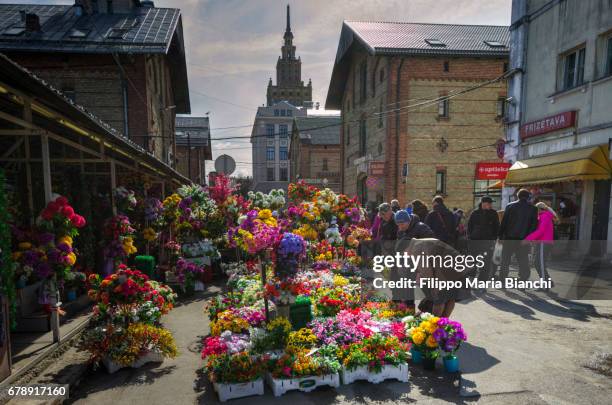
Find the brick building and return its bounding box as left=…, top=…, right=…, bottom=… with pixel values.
left=326, top=21, right=510, bottom=210
left=0, top=0, right=190, bottom=167
left=289, top=115, right=341, bottom=192
left=175, top=116, right=212, bottom=185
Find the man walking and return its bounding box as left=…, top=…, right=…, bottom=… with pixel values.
left=371, top=202, right=398, bottom=241
left=467, top=196, right=500, bottom=281
left=498, top=189, right=538, bottom=281
left=425, top=196, right=457, bottom=247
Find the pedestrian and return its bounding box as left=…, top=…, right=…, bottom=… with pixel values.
left=394, top=211, right=434, bottom=313
left=467, top=196, right=500, bottom=281
left=498, top=189, right=538, bottom=282
left=411, top=199, right=429, bottom=223
left=366, top=201, right=378, bottom=225
left=404, top=203, right=413, bottom=215
left=391, top=199, right=401, bottom=213
left=424, top=196, right=457, bottom=247
left=370, top=202, right=398, bottom=241
left=524, top=201, right=558, bottom=289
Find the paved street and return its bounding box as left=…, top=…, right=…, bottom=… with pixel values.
left=64, top=283, right=612, bottom=405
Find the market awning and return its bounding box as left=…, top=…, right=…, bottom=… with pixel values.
left=505, top=145, right=612, bottom=186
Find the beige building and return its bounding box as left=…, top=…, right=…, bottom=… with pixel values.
left=289, top=115, right=341, bottom=192
left=326, top=21, right=509, bottom=210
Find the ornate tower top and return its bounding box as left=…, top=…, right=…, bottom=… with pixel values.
left=285, top=4, right=293, bottom=40
left=281, top=4, right=296, bottom=60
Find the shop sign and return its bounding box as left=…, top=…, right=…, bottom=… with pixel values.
left=520, top=111, right=577, bottom=140
left=475, top=162, right=511, bottom=180
left=368, top=161, right=385, bottom=176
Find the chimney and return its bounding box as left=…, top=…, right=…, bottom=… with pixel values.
left=74, top=0, right=94, bottom=15
left=25, top=13, right=40, bottom=32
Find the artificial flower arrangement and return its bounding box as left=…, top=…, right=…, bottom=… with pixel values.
left=406, top=313, right=442, bottom=361
left=210, top=309, right=251, bottom=336
left=275, top=232, right=305, bottom=280
left=81, top=266, right=178, bottom=372
left=208, top=174, right=249, bottom=227
left=339, top=334, right=410, bottom=372
left=181, top=239, right=220, bottom=259
left=113, top=186, right=137, bottom=214
left=314, top=287, right=359, bottom=317
left=102, top=214, right=137, bottom=268
left=287, top=180, right=318, bottom=203
left=229, top=209, right=280, bottom=257
left=247, top=189, right=286, bottom=210
left=174, top=257, right=212, bottom=289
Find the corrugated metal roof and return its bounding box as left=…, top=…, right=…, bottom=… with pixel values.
left=326, top=21, right=509, bottom=109
left=176, top=116, right=209, bottom=129
left=294, top=116, right=341, bottom=145
left=0, top=4, right=180, bottom=54
left=343, top=21, right=510, bottom=58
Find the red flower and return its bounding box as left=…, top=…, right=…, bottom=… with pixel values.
left=61, top=205, right=75, bottom=218
left=55, top=196, right=69, bottom=206
left=41, top=209, right=54, bottom=221
left=47, top=201, right=60, bottom=213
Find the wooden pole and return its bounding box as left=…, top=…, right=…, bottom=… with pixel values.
left=23, top=103, right=34, bottom=224
left=110, top=160, right=117, bottom=215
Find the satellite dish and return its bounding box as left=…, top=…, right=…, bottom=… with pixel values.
left=215, top=154, right=236, bottom=175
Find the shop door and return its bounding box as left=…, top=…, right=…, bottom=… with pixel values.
left=0, top=294, right=11, bottom=382
left=590, top=180, right=611, bottom=256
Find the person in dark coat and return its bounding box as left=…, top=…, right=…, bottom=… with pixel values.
left=371, top=202, right=398, bottom=241
left=468, top=196, right=500, bottom=281
left=396, top=211, right=435, bottom=240
left=498, top=189, right=539, bottom=281
left=411, top=199, right=429, bottom=222
left=425, top=196, right=457, bottom=247
left=391, top=199, right=401, bottom=213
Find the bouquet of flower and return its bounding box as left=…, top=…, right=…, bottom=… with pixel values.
left=286, top=328, right=318, bottom=351
left=205, top=352, right=264, bottom=384
left=339, top=334, right=409, bottom=372
left=102, top=215, right=137, bottom=265
left=177, top=183, right=208, bottom=205
left=309, top=308, right=377, bottom=346
left=314, top=287, right=358, bottom=317
left=275, top=232, right=305, bottom=280
left=247, top=189, right=285, bottom=210
left=288, top=180, right=318, bottom=203
left=144, top=197, right=163, bottom=224
left=433, top=318, right=467, bottom=355
left=39, top=196, right=86, bottom=236
left=269, top=347, right=341, bottom=379
left=87, top=265, right=162, bottom=308
left=174, top=258, right=211, bottom=287
left=113, top=187, right=137, bottom=214
left=229, top=210, right=279, bottom=256
left=201, top=331, right=251, bottom=359
left=407, top=313, right=442, bottom=359
left=181, top=239, right=220, bottom=259
left=210, top=309, right=250, bottom=336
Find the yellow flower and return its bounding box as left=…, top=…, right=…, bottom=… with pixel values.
left=412, top=331, right=426, bottom=345
left=426, top=335, right=438, bottom=348
left=58, top=236, right=73, bottom=247
left=18, top=242, right=32, bottom=250
left=66, top=252, right=77, bottom=266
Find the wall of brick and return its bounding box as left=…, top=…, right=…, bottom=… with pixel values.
left=339, top=53, right=507, bottom=209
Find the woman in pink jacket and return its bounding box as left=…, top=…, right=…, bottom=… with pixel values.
left=525, top=202, right=558, bottom=288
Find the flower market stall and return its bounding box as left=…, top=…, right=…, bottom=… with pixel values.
left=200, top=180, right=469, bottom=401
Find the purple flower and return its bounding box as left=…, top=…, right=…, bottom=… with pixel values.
left=57, top=242, right=72, bottom=253
left=38, top=232, right=55, bottom=245
left=433, top=328, right=448, bottom=342
left=35, top=262, right=53, bottom=278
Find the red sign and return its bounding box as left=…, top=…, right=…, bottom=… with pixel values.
left=475, top=162, right=511, bottom=180
left=520, top=111, right=577, bottom=140
left=368, top=161, right=385, bottom=176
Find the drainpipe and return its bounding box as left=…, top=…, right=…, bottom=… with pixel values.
left=394, top=58, right=405, bottom=199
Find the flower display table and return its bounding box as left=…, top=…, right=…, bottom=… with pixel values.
left=340, top=363, right=410, bottom=385
left=213, top=378, right=264, bottom=402
left=265, top=372, right=340, bottom=397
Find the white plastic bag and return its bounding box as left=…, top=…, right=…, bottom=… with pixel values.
left=492, top=241, right=503, bottom=265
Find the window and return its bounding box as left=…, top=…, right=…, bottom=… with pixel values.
left=279, top=146, right=288, bottom=160
left=279, top=124, right=288, bottom=138
left=266, top=147, right=275, bottom=161
left=562, top=47, right=586, bottom=90
left=436, top=169, right=447, bottom=194
left=287, top=109, right=293, bottom=116
left=346, top=125, right=350, bottom=145
left=274, top=109, right=280, bottom=117
left=266, top=124, right=275, bottom=138
left=322, top=158, right=329, bottom=171
left=606, top=37, right=612, bottom=76
left=443, top=61, right=449, bottom=72
left=267, top=167, right=275, bottom=181
left=359, top=118, right=366, bottom=157
left=425, top=39, right=446, bottom=47
left=279, top=167, right=288, bottom=181
left=360, top=61, right=367, bottom=102
left=438, top=99, right=449, bottom=118
left=378, top=100, right=384, bottom=128
left=280, top=109, right=286, bottom=117
left=496, top=97, right=507, bottom=118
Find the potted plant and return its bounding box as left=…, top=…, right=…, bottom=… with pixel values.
left=407, top=314, right=441, bottom=370
left=433, top=318, right=467, bottom=373
left=205, top=352, right=265, bottom=402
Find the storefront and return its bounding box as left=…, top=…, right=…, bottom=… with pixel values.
left=474, top=162, right=511, bottom=210
left=505, top=145, right=612, bottom=246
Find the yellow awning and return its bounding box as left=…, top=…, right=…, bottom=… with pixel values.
left=505, top=145, right=612, bottom=186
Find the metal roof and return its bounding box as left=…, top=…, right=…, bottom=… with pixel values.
left=293, top=116, right=341, bottom=145
left=0, top=52, right=190, bottom=184
left=0, top=4, right=181, bottom=54
left=326, top=21, right=509, bottom=109
left=175, top=116, right=212, bottom=158
left=176, top=116, right=209, bottom=129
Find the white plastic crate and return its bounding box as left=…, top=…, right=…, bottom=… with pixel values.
left=341, top=363, right=409, bottom=385
left=102, top=350, right=164, bottom=374
left=213, top=378, right=264, bottom=402
left=265, top=372, right=340, bottom=397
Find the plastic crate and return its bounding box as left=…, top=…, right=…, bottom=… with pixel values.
left=134, top=255, right=156, bottom=278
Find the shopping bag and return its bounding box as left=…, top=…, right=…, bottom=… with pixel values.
left=492, top=241, right=503, bottom=265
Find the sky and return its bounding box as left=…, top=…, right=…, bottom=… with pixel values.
left=4, top=0, right=512, bottom=176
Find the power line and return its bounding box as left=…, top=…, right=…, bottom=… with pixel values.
left=190, top=89, right=254, bottom=111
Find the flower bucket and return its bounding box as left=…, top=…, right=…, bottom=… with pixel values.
left=443, top=355, right=459, bottom=373
left=66, top=289, right=77, bottom=302
left=265, top=372, right=340, bottom=397
left=422, top=356, right=436, bottom=371
left=410, top=348, right=422, bottom=364
left=102, top=350, right=164, bottom=374
left=341, top=364, right=409, bottom=385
